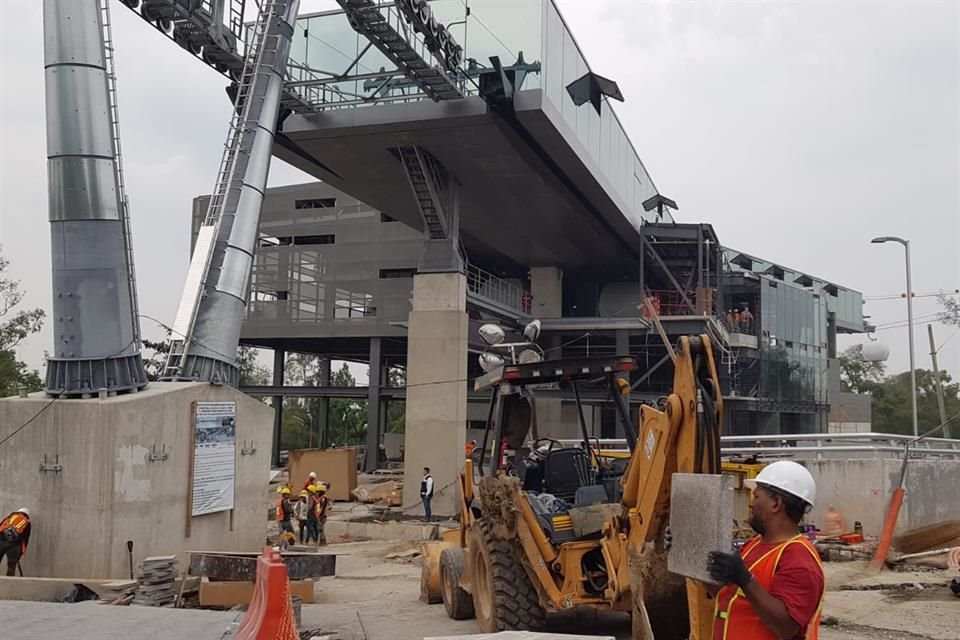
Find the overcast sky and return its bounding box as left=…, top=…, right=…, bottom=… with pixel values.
left=1, top=0, right=957, bottom=380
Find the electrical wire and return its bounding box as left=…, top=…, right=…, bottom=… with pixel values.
left=0, top=399, right=56, bottom=450
left=865, top=291, right=958, bottom=301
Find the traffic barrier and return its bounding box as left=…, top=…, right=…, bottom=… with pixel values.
left=234, top=546, right=299, bottom=640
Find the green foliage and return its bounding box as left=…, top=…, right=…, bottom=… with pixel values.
left=280, top=357, right=368, bottom=451
left=868, top=368, right=960, bottom=438
left=0, top=248, right=44, bottom=397
left=938, top=293, right=959, bottom=327
left=837, top=344, right=886, bottom=393
left=385, top=366, right=406, bottom=433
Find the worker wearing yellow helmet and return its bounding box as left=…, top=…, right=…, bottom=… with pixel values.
left=275, top=486, right=296, bottom=548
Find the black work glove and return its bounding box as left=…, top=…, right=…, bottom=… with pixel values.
left=664, top=526, right=673, bottom=551
left=708, top=550, right=752, bottom=588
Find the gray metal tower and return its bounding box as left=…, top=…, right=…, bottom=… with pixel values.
left=43, top=0, right=148, bottom=396
left=163, top=0, right=300, bottom=385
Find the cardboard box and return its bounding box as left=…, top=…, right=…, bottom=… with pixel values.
left=289, top=448, right=358, bottom=502
left=199, top=579, right=315, bottom=606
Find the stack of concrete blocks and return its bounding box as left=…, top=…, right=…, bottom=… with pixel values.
left=667, top=473, right=734, bottom=583
left=0, top=382, right=273, bottom=578
left=134, top=555, right=177, bottom=606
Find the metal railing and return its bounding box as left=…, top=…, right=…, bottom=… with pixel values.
left=466, top=263, right=530, bottom=318
left=558, top=432, right=960, bottom=460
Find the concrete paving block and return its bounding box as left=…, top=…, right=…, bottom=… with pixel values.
left=668, top=473, right=734, bottom=583
left=426, top=634, right=615, bottom=640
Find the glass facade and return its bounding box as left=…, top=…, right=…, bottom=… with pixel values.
left=758, top=278, right=828, bottom=406
left=723, top=247, right=864, bottom=330
left=539, top=1, right=659, bottom=231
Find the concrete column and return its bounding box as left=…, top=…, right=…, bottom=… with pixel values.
left=365, top=337, right=382, bottom=472
left=271, top=348, right=286, bottom=466
left=530, top=266, right=563, bottom=317
left=402, top=272, right=468, bottom=517
left=530, top=267, right=564, bottom=435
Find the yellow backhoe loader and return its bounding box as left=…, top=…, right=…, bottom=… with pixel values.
left=421, top=334, right=725, bottom=640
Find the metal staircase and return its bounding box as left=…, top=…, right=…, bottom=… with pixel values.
left=335, top=0, right=462, bottom=101
left=398, top=146, right=449, bottom=239
left=163, top=0, right=293, bottom=380
left=100, top=0, right=142, bottom=348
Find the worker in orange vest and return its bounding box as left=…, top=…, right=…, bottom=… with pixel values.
left=0, top=507, right=32, bottom=576
left=465, top=439, right=477, bottom=458
left=314, top=483, right=331, bottom=546
left=276, top=487, right=296, bottom=548
left=708, top=461, right=824, bottom=640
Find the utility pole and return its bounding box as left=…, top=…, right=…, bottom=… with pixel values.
left=927, top=324, right=950, bottom=438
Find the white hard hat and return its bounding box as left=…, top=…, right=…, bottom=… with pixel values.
left=308, top=471, right=317, bottom=478
left=16, top=507, right=30, bottom=517
left=745, top=461, right=816, bottom=508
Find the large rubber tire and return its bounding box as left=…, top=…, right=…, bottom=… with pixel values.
left=440, top=547, right=475, bottom=620
left=468, top=519, right=546, bottom=633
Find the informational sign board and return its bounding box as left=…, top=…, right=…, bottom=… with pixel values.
left=191, top=401, right=237, bottom=517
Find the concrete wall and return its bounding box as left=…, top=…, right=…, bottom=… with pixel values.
left=802, top=457, right=960, bottom=537
left=0, top=382, right=273, bottom=578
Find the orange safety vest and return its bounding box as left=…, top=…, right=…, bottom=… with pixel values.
left=276, top=497, right=290, bottom=522
left=714, top=535, right=824, bottom=640
left=0, top=513, right=30, bottom=553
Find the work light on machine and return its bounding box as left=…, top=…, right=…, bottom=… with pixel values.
left=479, top=323, right=506, bottom=346
left=479, top=351, right=505, bottom=373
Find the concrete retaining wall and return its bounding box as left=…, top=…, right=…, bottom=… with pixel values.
left=802, top=457, right=960, bottom=537
left=0, top=382, right=273, bottom=578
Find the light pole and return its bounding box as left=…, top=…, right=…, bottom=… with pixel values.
left=871, top=236, right=918, bottom=437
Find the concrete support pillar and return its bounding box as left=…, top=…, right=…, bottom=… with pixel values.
left=402, top=272, right=468, bottom=517
left=271, top=348, right=286, bottom=467
left=530, top=266, right=563, bottom=317
left=365, top=337, right=382, bottom=472
left=530, top=267, right=564, bottom=434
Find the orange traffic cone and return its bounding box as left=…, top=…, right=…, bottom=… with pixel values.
left=235, top=547, right=299, bottom=640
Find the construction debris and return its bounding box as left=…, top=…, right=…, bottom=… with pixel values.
left=352, top=481, right=402, bottom=506
left=133, top=555, right=178, bottom=607
left=189, top=550, right=336, bottom=582
left=893, top=520, right=960, bottom=554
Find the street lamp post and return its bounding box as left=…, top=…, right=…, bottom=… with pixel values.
left=871, top=236, right=918, bottom=437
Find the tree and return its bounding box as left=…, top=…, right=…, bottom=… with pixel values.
left=837, top=344, right=886, bottom=393
left=327, top=363, right=366, bottom=446
left=937, top=292, right=959, bottom=327
left=385, top=366, right=406, bottom=433
left=236, top=345, right=270, bottom=386
left=0, top=247, right=45, bottom=397
left=870, top=368, right=960, bottom=438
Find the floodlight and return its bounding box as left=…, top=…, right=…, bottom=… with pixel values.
left=479, top=352, right=505, bottom=372
left=523, top=319, right=541, bottom=343
left=479, top=323, right=506, bottom=346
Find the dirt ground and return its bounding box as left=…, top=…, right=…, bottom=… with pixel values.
left=299, top=540, right=960, bottom=640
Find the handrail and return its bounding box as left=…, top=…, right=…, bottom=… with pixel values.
left=557, top=432, right=960, bottom=460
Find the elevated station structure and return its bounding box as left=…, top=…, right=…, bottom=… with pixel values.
left=122, top=1, right=867, bottom=514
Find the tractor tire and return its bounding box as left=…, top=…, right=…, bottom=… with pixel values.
left=440, top=547, right=474, bottom=620
left=467, top=519, right=546, bottom=633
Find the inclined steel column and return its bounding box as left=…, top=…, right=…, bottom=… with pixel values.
left=42, top=0, right=147, bottom=396
left=169, top=0, right=299, bottom=384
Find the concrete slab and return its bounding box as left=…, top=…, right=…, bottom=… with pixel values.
left=667, top=473, right=734, bottom=583
left=0, top=600, right=238, bottom=640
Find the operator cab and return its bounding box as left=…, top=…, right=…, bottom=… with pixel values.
left=472, top=355, right=638, bottom=542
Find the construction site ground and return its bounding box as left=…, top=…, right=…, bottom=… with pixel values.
left=3, top=539, right=957, bottom=640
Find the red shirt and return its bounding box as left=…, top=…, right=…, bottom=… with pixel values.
left=713, top=539, right=825, bottom=640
